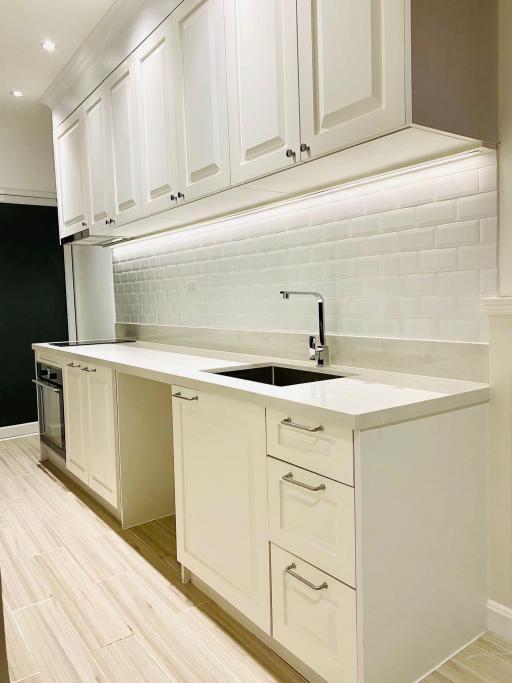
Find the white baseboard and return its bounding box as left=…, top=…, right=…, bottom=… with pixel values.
left=0, top=422, right=39, bottom=440
left=487, top=599, right=512, bottom=642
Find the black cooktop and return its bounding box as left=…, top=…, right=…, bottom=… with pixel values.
left=49, top=339, right=136, bottom=347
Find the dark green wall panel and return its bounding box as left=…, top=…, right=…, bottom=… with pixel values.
left=0, top=204, right=68, bottom=428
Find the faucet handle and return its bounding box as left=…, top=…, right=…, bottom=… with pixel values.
left=309, top=335, right=317, bottom=361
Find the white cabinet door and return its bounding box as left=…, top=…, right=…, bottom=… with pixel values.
left=85, top=365, right=118, bottom=508
left=172, top=386, right=270, bottom=633
left=297, top=0, right=406, bottom=159
left=82, top=89, right=114, bottom=232
left=271, top=544, right=357, bottom=683
left=54, top=111, right=88, bottom=239
left=224, top=0, right=300, bottom=184
left=63, top=360, right=89, bottom=484
left=134, top=22, right=180, bottom=216
left=104, top=58, right=142, bottom=226
left=170, top=0, right=230, bottom=201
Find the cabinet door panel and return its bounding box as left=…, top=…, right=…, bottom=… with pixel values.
left=105, top=60, right=142, bottom=226
left=54, top=111, right=87, bottom=239
left=171, top=0, right=230, bottom=201
left=225, top=0, right=300, bottom=183
left=297, top=0, right=406, bottom=159
left=172, top=386, right=270, bottom=632
left=271, top=544, right=357, bottom=683
left=134, top=23, right=180, bottom=216
left=63, top=362, right=88, bottom=484
left=86, top=365, right=118, bottom=508
left=82, top=89, right=113, bottom=231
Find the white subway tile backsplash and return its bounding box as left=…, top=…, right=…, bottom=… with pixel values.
left=458, top=191, right=497, bottom=221
left=418, top=248, right=458, bottom=273
left=113, top=153, right=497, bottom=343
left=436, top=220, right=479, bottom=248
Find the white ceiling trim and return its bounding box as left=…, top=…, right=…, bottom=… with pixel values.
left=41, top=0, right=182, bottom=127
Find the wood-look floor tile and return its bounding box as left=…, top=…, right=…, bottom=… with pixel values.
left=98, top=572, right=236, bottom=682
left=0, top=528, right=51, bottom=610
left=435, top=658, right=488, bottom=682
left=108, top=529, right=207, bottom=609
left=93, top=634, right=172, bottom=682
left=0, top=446, right=29, bottom=479
left=178, top=601, right=307, bottom=683
left=0, top=499, right=61, bottom=558
left=14, top=599, right=108, bottom=683
left=130, top=519, right=177, bottom=559
left=0, top=475, right=21, bottom=503
left=156, top=515, right=176, bottom=535
left=34, top=546, right=132, bottom=650
left=453, top=641, right=512, bottom=680
left=3, top=439, right=40, bottom=471
left=45, top=514, right=127, bottom=583
left=11, top=474, right=68, bottom=518
left=3, top=604, right=39, bottom=683
left=14, top=674, right=44, bottom=683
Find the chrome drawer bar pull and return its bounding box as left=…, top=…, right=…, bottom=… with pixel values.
left=172, top=391, right=199, bottom=401
left=67, top=362, right=80, bottom=368
left=282, top=472, right=326, bottom=492
left=81, top=367, right=96, bottom=372
left=281, top=417, right=324, bottom=432
left=285, top=563, right=328, bottom=590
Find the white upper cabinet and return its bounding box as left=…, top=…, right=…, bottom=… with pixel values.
left=54, top=110, right=88, bottom=238
left=296, top=0, right=406, bottom=159
left=224, top=0, right=300, bottom=183
left=134, top=22, right=180, bottom=216
left=103, top=59, right=142, bottom=226
left=170, top=0, right=231, bottom=201
left=82, top=89, right=114, bottom=231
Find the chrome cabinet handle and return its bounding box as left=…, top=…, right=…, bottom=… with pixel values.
left=81, top=367, right=96, bottom=372
left=177, top=191, right=185, bottom=199
left=300, top=142, right=310, bottom=152
left=170, top=194, right=177, bottom=201
left=281, top=417, right=324, bottom=432
left=67, top=362, right=80, bottom=368
left=285, top=148, right=295, bottom=158
left=282, top=472, right=325, bottom=492
left=172, top=391, right=198, bottom=401
left=285, top=563, right=328, bottom=591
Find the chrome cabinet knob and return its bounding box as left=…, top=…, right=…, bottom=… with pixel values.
left=300, top=143, right=310, bottom=153
left=170, top=194, right=177, bottom=201
left=285, top=149, right=295, bottom=158
left=177, top=192, right=185, bottom=199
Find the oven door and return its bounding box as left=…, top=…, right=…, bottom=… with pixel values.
left=33, top=378, right=66, bottom=458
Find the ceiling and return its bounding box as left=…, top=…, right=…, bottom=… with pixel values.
left=0, top=0, right=117, bottom=128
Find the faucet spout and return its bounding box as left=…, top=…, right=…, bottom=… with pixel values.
left=279, top=290, right=329, bottom=366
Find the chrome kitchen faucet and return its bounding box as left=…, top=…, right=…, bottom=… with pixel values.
left=280, top=290, right=330, bottom=366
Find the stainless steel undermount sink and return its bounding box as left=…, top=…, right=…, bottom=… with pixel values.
left=208, top=364, right=346, bottom=387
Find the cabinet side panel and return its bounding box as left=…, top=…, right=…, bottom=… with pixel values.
left=356, top=404, right=487, bottom=683
left=411, top=0, right=497, bottom=142
left=117, top=373, right=173, bottom=527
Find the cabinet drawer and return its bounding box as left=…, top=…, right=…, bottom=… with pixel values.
left=266, top=407, right=353, bottom=485
left=268, top=457, right=355, bottom=586
left=271, top=544, right=357, bottom=683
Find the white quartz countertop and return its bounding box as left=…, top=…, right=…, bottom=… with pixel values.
left=33, top=341, right=490, bottom=430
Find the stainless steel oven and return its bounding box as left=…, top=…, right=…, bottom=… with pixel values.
left=33, top=361, right=65, bottom=460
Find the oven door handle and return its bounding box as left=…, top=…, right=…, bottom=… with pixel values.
left=32, top=379, right=61, bottom=393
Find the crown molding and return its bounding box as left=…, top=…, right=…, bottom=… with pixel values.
left=41, top=0, right=182, bottom=128
left=482, top=297, right=512, bottom=315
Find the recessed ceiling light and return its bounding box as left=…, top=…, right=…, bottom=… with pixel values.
left=41, top=39, right=57, bottom=52
left=10, top=90, right=23, bottom=97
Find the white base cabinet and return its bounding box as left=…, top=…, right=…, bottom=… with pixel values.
left=171, top=388, right=487, bottom=683
left=172, top=385, right=271, bottom=633
left=63, top=359, right=119, bottom=507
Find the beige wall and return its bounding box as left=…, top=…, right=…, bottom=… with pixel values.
left=488, top=0, right=512, bottom=612
left=0, top=108, right=55, bottom=198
